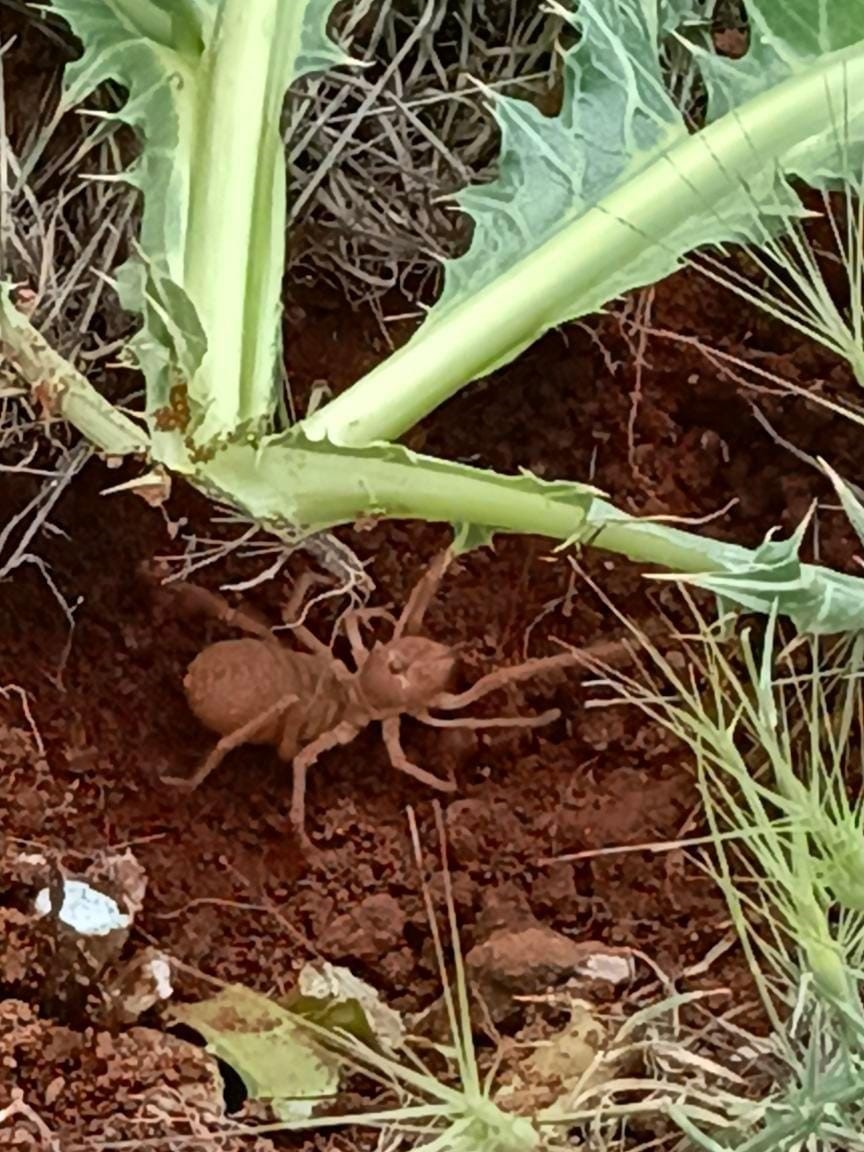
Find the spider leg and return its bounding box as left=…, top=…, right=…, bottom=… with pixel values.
left=280, top=571, right=335, bottom=657
left=417, top=708, right=560, bottom=730
left=167, top=582, right=274, bottom=640
left=337, top=607, right=400, bottom=671
left=381, top=717, right=457, bottom=792
left=431, top=652, right=576, bottom=711
left=393, top=548, right=454, bottom=639
left=342, top=611, right=372, bottom=668
left=161, top=693, right=299, bottom=791
left=289, top=720, right=362, bottom=835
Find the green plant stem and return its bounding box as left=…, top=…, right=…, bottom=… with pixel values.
left=300, top=40, right=864, bottom=446
left=203, top=436, right=864, bottom=631
left=182, top=0, right=305, bottom=441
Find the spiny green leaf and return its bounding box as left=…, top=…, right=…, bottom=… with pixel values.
left=696, top=0, right=864, bottom=182
left=453, top=523, right=498, bottom=555
left=169, top=985, right=339, bottom=1120
left=49, top=0, right=206, bottom=279
left=820, top=459, right=864, bottom=550
left=192, top=430, right=864, bottom=636
left=298, top=0, right=352, bottom=72
left=427, top=0, right=711, bottom=358
left=654, top=510, right=863, bottom=634
left=437, top=0, right=823, bottom=335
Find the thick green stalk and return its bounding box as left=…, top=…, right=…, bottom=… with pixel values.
left=48, top=0, right=343, bottom=452
left=201, top=435, right=864, bottom=633
left=183, top=0, right=298, bottom=442
left=300, top=41, right=864, bottom=446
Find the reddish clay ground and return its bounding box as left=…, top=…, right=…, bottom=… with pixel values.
left=3, top=267, right=861, bottom=1147
left=3, top=14, right=863, bottom=1152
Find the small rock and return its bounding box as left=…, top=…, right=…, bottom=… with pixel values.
left=318, top=893, right=406, bottom=962
left=34, top=879, right=132, bottom=936
left=377, top=945, right=415, bottom=989
left=467, top=925, right=632, bottom=1021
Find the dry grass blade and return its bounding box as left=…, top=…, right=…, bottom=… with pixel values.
left=287, top=0, right=564, bottom=304
left=1, top=7, right=139, bottom=597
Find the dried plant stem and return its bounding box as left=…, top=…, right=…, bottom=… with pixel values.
left=0, top=288, right=146, bottom=456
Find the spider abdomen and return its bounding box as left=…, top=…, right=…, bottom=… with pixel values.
left=184, top=639, right=346, bottom=749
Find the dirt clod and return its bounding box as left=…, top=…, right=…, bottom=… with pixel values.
left=467, top=924, right=629, bottom=1021
left=318, top=892, right=406, bottom=962
left=0, top=909, right=43, bottom=991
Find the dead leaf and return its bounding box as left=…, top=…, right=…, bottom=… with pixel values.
left=169, top=985, right=339, bottom=1120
